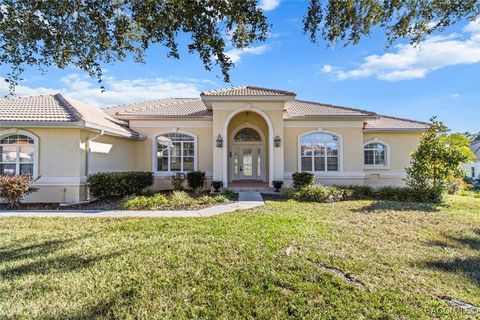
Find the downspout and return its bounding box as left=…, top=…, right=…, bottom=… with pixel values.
left=86, top=130, right=104, bottom=201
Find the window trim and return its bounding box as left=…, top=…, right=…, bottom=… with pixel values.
left=297, top=129, right=343, bottom=174
left=363, top=139, right=390, bottom=169
left=151, top=130, right=198, bottom=176
left=0, top=129, right=39, bottom=178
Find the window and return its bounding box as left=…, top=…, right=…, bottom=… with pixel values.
left=364, top=143, right=386, bottom=166
left=233, top=128, right=262, bottom=142
left=0, top=134, right=35, bottom=176
left=299, top=132, right=339, bottom=172
left=156, top=132, right=195, bottom=172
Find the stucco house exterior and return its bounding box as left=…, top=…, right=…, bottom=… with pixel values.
left=0, top=86, right=430, bottom=203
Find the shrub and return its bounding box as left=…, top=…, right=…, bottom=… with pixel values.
left=169, top=191, right=194, bottom=206
left=187, top=171, right=206, bottom=190
left=170, top=173, right=186, bottom=190
left=292, top=172, right=314, bottom=189
left=446, top=176, right=470, bottom=194
left=0, top=175, right=38, bottom=208
left=290, top=185, right=348, bottom=203
left=280, top=187, right=296, bottom=199
left=121, top=194, right=168, bottom=210
left=87, top=171, right=153, bottom=199
left=338, top=185, right=374, bottom=199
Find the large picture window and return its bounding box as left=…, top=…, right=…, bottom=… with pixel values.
left=156, top=132, right=196, bottom=173
left=364, top=142, right=386, bottom=166
left=299, top=132, right=339, bottom=172
left=0, top=134, right=36, bottom=176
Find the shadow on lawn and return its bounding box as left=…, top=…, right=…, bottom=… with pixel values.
left=0, top=237, right=87, bottom=263
left=424, top=229, right=480, bottom=285
left=43, top=289, right=137, bottom=320
left=354, top=201, right=441, bottom=213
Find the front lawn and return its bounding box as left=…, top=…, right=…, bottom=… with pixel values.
left=1, top=195, right=479, bottom=318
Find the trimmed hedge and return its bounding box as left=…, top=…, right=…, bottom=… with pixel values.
left=187, top=171, right=206, bottom=190
left=292, top=172, right=314, bottom=189
left=280, top=184, right=443, bottom=203
left=87, top=171, right=153, bottom=199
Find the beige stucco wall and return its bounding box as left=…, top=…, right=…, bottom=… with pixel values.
left=128, top=119, right=213, bottom=190
left=362, top=131, right=422, bottom=187
left=85, top=134, right=137, bottom=174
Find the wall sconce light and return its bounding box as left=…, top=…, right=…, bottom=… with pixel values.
left=274, top=136, right=281, bottom=147
left=216, top=134, right=223, bottom=148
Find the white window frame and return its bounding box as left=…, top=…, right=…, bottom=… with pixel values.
left=151, top=130, right=198, bottom=176
left=297, top=129, right=343, bottom=174
left=0, top=129, right=39, bottom=178
left=363, top=139, right=390, bottom=169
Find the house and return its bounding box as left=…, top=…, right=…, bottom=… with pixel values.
left=0, top=86, right=430, bottom=203
left=462, top=142, right=480, bottom=180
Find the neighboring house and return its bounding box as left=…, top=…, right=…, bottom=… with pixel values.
left=0, top=86, right=429, bottom=203
left=462, top=142, right=480, bottom=180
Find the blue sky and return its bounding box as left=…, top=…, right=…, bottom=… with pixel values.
left=3, top=0, right=479, bottom=133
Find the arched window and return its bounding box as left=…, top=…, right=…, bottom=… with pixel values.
left=156, top=132, right=196, bottom=172
left=299, top=132, right=339, bottom=172
left=364, top=142, right=386, bottom=166
left=0, top=134, right=36, bottom=176
left=233, top=128, right=262, bottom=142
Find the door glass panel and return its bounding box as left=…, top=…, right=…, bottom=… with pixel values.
left=242, top=148, right=253, bottom=177
left=234, top=148, right=238, bottom=175
left=257, top=148, right=261, bottom=177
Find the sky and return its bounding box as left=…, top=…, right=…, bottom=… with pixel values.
left=1, top=0, right=479, bottom=133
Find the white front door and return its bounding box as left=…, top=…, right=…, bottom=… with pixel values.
left=231, top=144, right=264, bottom=180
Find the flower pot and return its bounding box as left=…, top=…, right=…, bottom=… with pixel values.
left=272, top=180, right=284, bottom=192
left=211, top=181, right=223, bottom=192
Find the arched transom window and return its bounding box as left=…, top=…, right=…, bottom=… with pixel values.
left=364, top=143, right=386, bottom=166
left=156, top=132, right=196, bottom=172
left=299, top=132, right=339, bottom=172
left=233, top=128, right=262, bottom=142
left=0, top=134, right=35, bottom=176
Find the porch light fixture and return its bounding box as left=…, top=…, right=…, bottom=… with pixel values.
left=216, top=134, right=223, bottom=148
left=274, top=136, right=281, bottom=147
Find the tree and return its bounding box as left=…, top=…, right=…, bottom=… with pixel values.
left=1, top=0, right=479, bottom=91
left=406, top=117, right=476, bottom=202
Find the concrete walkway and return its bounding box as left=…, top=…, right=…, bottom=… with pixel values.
left=0, top=192, right=265, bottom=218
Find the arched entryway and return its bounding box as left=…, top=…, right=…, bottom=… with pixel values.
left=230, top=126, right=266, bottom=181
left=223, top=107, right=273, bottom=187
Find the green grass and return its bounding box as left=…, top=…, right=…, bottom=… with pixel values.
left=1, top=195, right=480, bottom=319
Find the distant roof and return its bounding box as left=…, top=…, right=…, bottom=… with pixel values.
left=364, top=115, right=430, bottom=131
left=284, top=100, right=376, bottom=119
left=0, top=94, right=141, bottom=139
left=201, top=86, right=295, bottom=97
left=107, top=98, right=211, bottom=118
left=470, top=142, right=480, bottom=159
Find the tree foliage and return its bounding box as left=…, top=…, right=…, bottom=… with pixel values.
left=406, top=117, right=476, bottom=202
left=0, top=0, right=479, bottom=91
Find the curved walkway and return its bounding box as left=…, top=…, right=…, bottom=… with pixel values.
left=0, top=192, right=265, bottom=218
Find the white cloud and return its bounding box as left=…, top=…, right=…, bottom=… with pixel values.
left=0, top=75, right=210, bottom=106
left=259, top=0, right=281, bottom=11
left=226, top=44, right=269, bottom=63
left=321, top=19, right=480, bottom=81
left=450, top=93, right=461, bottom=98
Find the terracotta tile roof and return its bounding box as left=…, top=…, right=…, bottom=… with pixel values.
left=284, top=100, right=376, bottom=118
left=364, top=115, right=430, bottom=131
left=0, top=94, right=81, bottom=122
left=107, top=98, right=212, bottom=118
left=201, top=86, right=295, bottom=96
left=0, top=94, right=140, bottom=138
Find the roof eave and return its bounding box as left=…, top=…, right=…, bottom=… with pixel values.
left=363, top=128, right=428, bottom=132
left=284, top=115, right=377, bottom=120
left=113, top=115, right=213, bottom=121
left=84, top=121, right=145, bottom=140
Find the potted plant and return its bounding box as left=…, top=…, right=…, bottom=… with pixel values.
left=211, top=181, right=223, bottom=192
left=272, top=180, right=284, bottom=192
